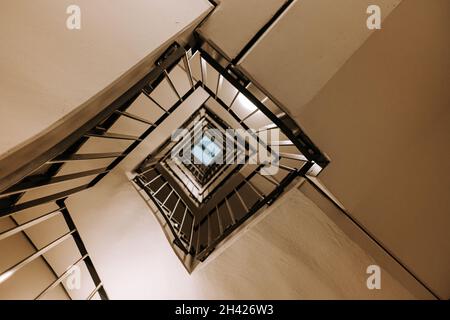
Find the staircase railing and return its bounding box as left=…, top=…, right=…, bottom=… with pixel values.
left=0, top=40, right=196, bottom=297
left=0, top=199, right=107, bottom=299
left=134, top=167, right=196, bottom=255
left=0, top=43, right=188, bottom=217
left=130, top=42, right=327, bottom=264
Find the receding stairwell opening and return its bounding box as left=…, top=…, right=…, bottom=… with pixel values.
left=128, top=41, right=330, bottom=272
left=0, top=39, right=331, bottom=293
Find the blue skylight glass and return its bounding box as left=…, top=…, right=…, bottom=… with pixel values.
left=192, top=136, right=221, bottom=166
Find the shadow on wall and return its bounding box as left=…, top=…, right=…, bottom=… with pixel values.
left=294, top=0, right=450, bottom=299
left=67, top=167, right=414, bottom=299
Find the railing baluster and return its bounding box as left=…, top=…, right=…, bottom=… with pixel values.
left=245, top=180, right=264, bottom=199
left=278, top=164, right=297, bottom=172
left=0, top=184, right=90, bottom=218
left=200, top=57, right=207, bottom=88
left=35, top=254, right=88, bottom=300
left=87, top=283, right=104, bottom=300
left=234, top=189, right=248, bottom=212
left=85, top=132, right=142, bottom=141
left=177, top=207, right=188, bottom=237
left=57, top=200, right=108, bottom=300
left=258, top=171, right=280, bottom=186
left=0, top=208, right=62, bottom=241
left=163, top=69, right=182, bottom=101
left=216, top=206, right=223, bottom=234
left=152, top=181, right=168, bottom=196
left=162, top=189, right=174, bottom=208
left=114, top=110, right=155, bottom=126
left=49, top=152, right=124, bottom=163
left=196, top=223, right=201, bottom=254
left=188, top=215, right=195, bottom=253
left=138, top=165, right=158, bottom=176
left=279, top=152, right=308, bottom=162
left=224, top=197, right=236, bottom=224
left=183, top=53, right=195, bottom=88
left=256, top=123, right=277, bottom=133
left=207, top=214, right=211, bottom=246
left=215, top=74, right=222, bottom=98
left=170, top=198, right=181, bottom=220
left=240, top=109, right=259, bottom=123
left=227, top=91, right=240, bottom=111
left=271, top=140, right=294, bottom=146
left=143, top=174, right=162, bottom=187
left=141, top=89, right=169, bottom=114
left=0, top=230, right=76, bottom=283
left=1, top=168, right=109, bottom=198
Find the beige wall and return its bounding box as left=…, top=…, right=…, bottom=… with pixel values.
left=2, top=0, right=448, bottom=299
left=0, top=217, right=69, bottom=300
left=238, top=0, right=402, bottom=114
left=0, top=0, right=211, bottom=157
left=294, top=0, right=450, bottom=298
left=198, top=0, right=287, bottom=60
left=198, top=0, right=449, bottom=298
left=0, top=0, right=212, bottom=299
left=60, top=71, right=414, bottom=298
left=67, top=172, right=414, bottom=299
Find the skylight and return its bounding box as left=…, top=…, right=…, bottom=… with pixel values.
left=192, top=136, right=221, bottom=166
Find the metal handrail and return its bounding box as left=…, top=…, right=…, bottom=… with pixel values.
left=0, top=43, right=187, bottom=194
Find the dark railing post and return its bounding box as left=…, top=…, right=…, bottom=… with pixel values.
left=56, top=199, right=109, bottom=300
